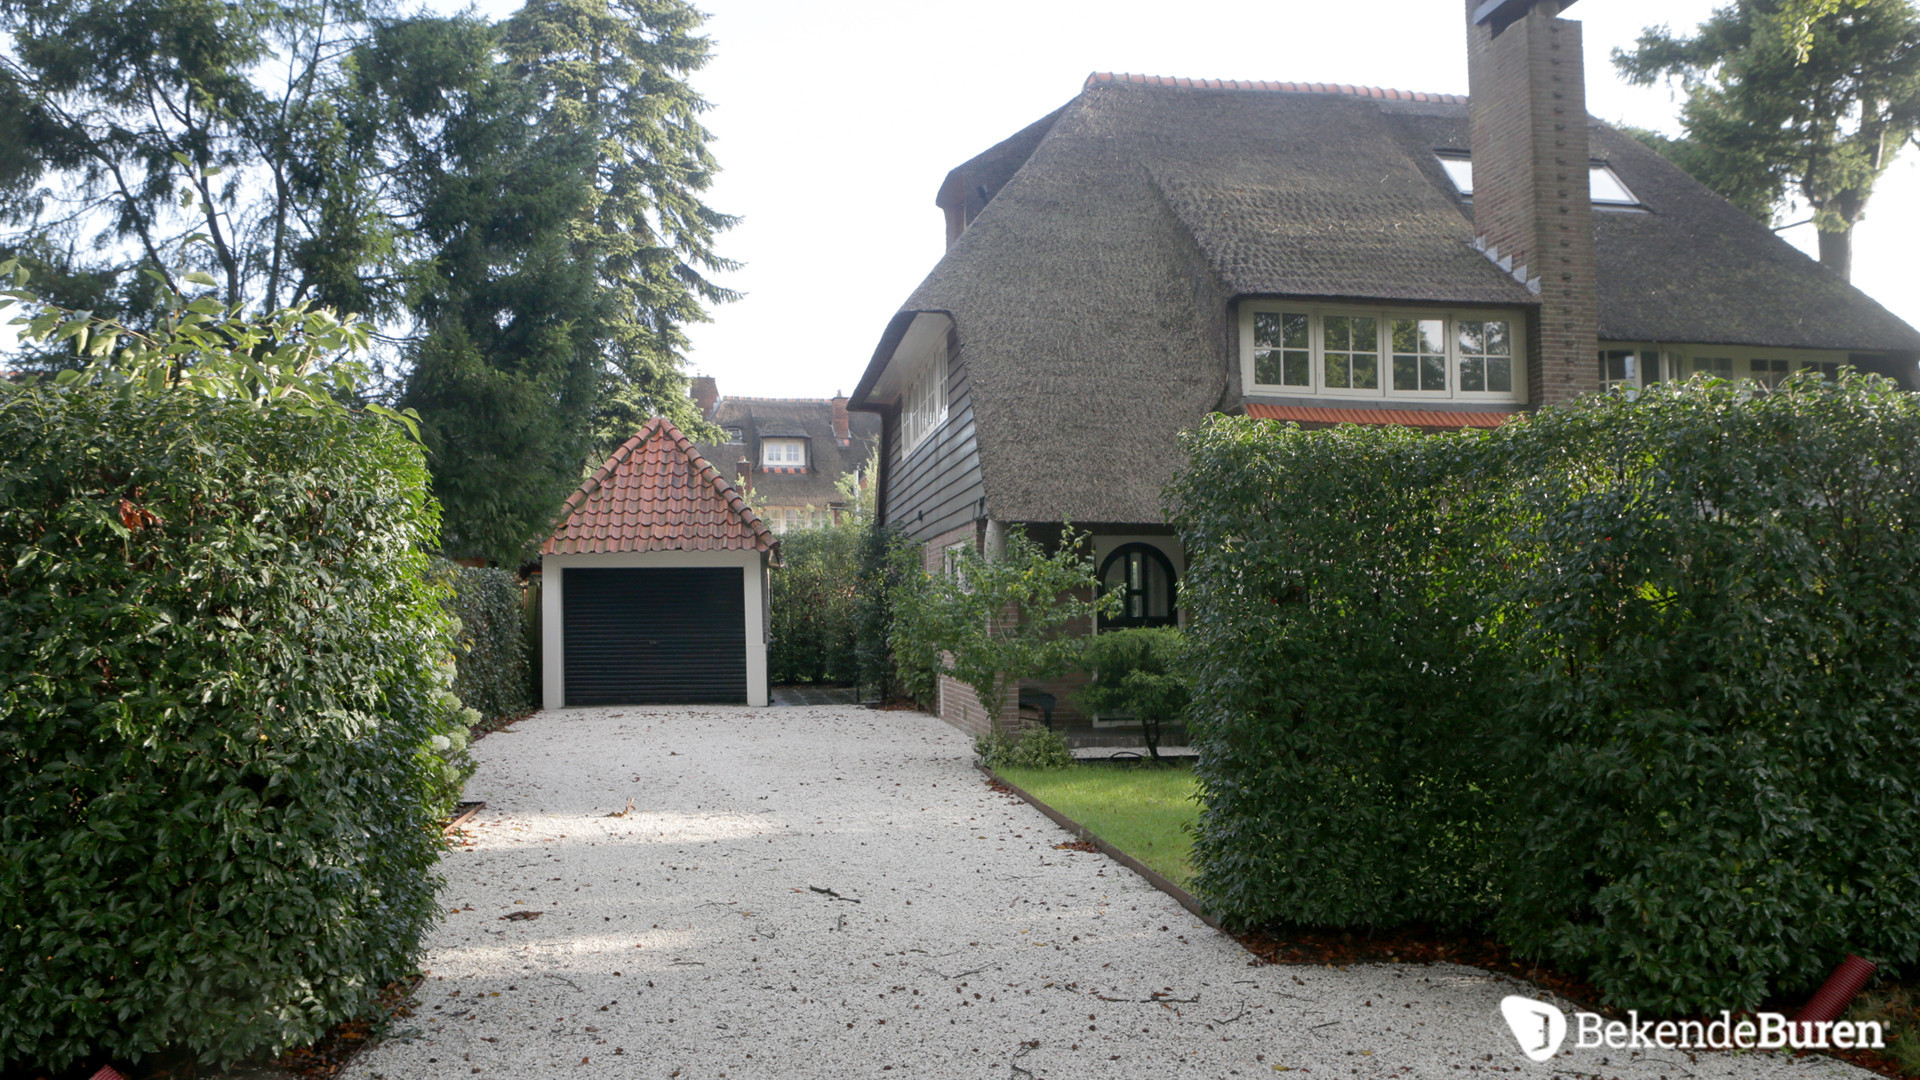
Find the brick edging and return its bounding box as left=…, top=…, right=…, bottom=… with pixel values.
left=975, top=762, right=1219, bottom=930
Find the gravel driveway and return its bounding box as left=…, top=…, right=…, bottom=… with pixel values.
left=351, top=705, right=1866, bottom=1080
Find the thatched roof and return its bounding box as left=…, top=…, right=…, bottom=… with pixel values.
left=853, top=75, right=1920, bottom=526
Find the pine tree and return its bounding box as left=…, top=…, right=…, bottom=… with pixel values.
left=1616, top=0, right=1920, bottom=280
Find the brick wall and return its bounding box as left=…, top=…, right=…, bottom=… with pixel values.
left=935, top=675, right=1018, bottom=739
left=1465, top=0, right=1600, bottom=406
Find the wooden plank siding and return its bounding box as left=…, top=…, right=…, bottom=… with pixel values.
left=882, top=333, right=986, bottom=543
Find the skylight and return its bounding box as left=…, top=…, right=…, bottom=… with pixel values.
left=1434, top=154, right=1642, bottom=207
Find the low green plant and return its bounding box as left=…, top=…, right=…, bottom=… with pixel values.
left=975, top=726, right=1076, bottom=770
left=1076, top=627, right=1189, bottom=761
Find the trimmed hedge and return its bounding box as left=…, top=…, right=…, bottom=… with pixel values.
left=0, top=387, right=465, bottom=1072
left=769, top=522, right=862, bottom=685
left=1171, top=373, right=1920, bottom=1013
left=440, top=562, right=531, bottom=727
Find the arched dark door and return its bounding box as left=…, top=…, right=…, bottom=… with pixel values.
left=1098, top=543, right=1178, bottom=630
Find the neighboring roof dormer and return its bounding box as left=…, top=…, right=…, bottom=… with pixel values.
left=542, top=416, right=778, bottom=557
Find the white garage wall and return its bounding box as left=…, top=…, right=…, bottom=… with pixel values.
left=541, top=549, right=771, bottom=709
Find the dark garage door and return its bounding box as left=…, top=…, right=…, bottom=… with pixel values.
left=563, top=567, right=746, bottom=705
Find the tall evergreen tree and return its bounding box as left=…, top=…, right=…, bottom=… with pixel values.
left=361, top=2, right=736, bottom=565
left=1616, top=0, right=1920, bottom=280
left=499, top=0, right=739, bottom=452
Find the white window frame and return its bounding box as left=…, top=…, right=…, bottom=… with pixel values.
left=1436, top=154, right=1643, bottom=208
left=1598, top=342, right=1855, bottom=393
left=1241, top=302, right=1529, bottom=404
left=761, top=438, right=806, bottom=468
left=901, top=346, right=949, bottom=454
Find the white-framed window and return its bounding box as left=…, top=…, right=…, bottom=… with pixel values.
left=1436, top=154, right=1643, bottom=208
left=1242, top=303, right=1527, bottom=403
left=1598, top=343, right=1852, bottom=393
left=902, top=348, right=949, bottom=454
left=761, top=438, right=806, bottom=468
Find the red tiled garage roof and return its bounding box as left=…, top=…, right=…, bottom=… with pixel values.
left=542, top=417, right=778, bottom=557
left=1245, top=403, right=1517, bottom=429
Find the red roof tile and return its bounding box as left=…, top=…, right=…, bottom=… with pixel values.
left=540, top=417, right=779, bottom=558
left=1245, top=403, right=1516, bottom=429
left=1086, top=71, right=1466, bottom=105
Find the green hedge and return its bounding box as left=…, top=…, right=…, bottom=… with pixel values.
left=0, top=387, right=465, bottom=1072
left=440, top=562, right=531, bottom=727
left=1171, top=373, right=1920, bottom=1013
left=768, top=522, right=862, bottom=684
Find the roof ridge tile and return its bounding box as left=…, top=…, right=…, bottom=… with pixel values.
left=1086, top=71, right=1466, bottom=105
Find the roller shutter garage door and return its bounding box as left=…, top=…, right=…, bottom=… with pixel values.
left=563, top=567, right=746, bottom=705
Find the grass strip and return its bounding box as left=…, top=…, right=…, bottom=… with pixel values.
left=995, top=762, right=1200, bottom=888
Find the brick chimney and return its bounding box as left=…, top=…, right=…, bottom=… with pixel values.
left=1465, top=0, right=1599, bottom=406
left=735, top=456, right=752, bottom=497
left=690, top=376, right=718, bottom=419
left=831, top=390, right=850, bottom=446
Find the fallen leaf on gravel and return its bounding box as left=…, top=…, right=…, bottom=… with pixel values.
left=1052, top=840, right=1099, bottom=853
left=500, top=911, right=544, bottom=921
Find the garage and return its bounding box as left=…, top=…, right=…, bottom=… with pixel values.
left=540, top=417, right=779, bottom=708
left=561, top=567, right=745, bottom=705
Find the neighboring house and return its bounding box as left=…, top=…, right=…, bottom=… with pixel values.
left=689, top=378, right=881, bottom=535
left=848, top=0, right=1920, bottom=739
left=540, top=416, right=780, bottom=709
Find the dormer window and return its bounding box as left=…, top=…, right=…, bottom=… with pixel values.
left=762, top=438, right=806, bottom=468
left=1435, top=153, right=1644, bottom=208
left=724, top=426, right=745, bottom=444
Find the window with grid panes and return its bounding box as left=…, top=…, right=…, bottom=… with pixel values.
left=1392, top=318, right=1448, bottom=392
left=1750, top=358, right=1792, bottom=389
left=1323, top=315, right=1379, bottom=390
left=1689, top=356, right=1734, bottom=380
left=1254, top=312, right=1312, bottom=387
left=1458, top=320, right=1513, bottom=393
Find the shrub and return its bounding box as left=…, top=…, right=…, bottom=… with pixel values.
left=768, top=520, right=862, bottom=684
left=1076, top=627, right=1190, bottom=761
left=439, top=562, right=531, bottom=727
left=1486, top=374, right=1920, bottom=1012
left=881, top=533, right=941, bottom=706
left=1170, top=373, right=1920, bottom=1014
left=896, top=525, right=1115, bottom=731
left=1169, top=420, right=1502, bottom=932
left=0, top=276, right=464, bottom=1072
left=976, top=726, right=1076, bottom=770
left=853, top=524, right=921, bottom=703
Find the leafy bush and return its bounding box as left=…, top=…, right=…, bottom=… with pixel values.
left=0, top=273, right=464, bottom=1072
left=1076, top=627, right=1191, bottom=761
left=894, top=525, right=1115, bottom=730
left=769, top=520, right=862, bottom=684
left=1170, top=373, right=1920, bottom=1014
left=1170, top=420, right=1501, bottom=932
left=976, top=726, right=1076, bottom=770
left=439, top=562, right=531, bottom=727
left=1486, top=374, right=1920, bottom=1013
left=854, top=524, right=922, bottom=703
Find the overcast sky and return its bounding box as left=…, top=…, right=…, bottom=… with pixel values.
left=448, top=0, right=1920, bottom=399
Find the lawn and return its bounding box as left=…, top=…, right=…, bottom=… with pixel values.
left=995, top=762, right=1202, bottom=888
